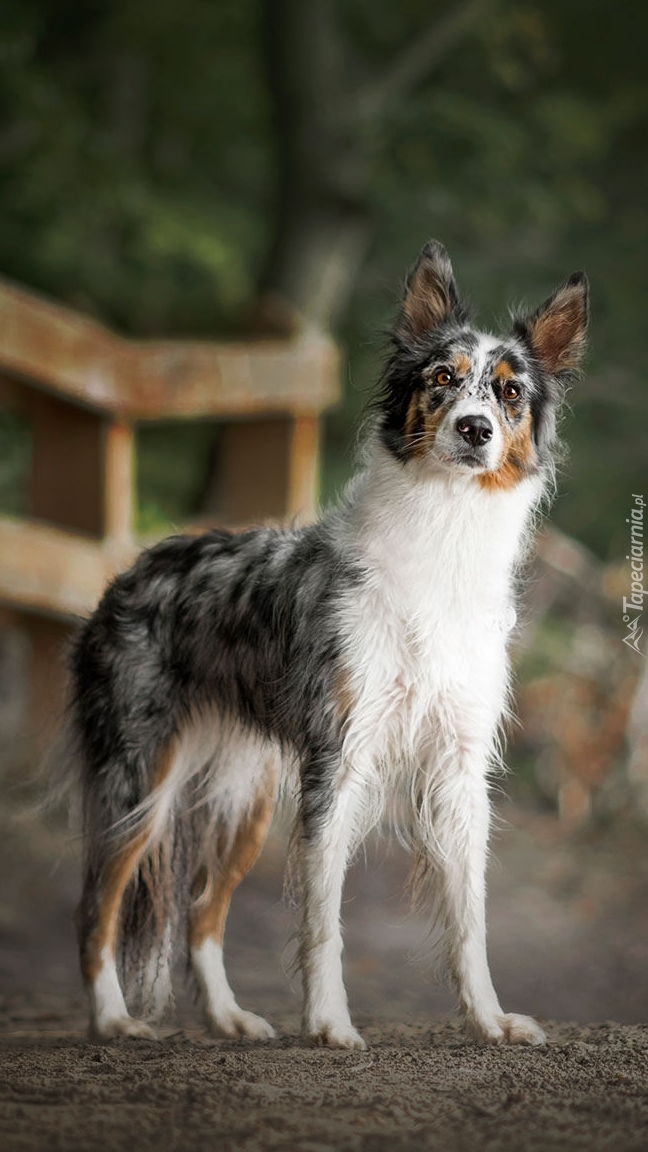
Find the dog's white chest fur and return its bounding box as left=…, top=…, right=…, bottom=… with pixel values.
left=335, top=450, right=542, bottom=778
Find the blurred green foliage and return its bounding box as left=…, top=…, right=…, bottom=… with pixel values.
left=0, top=412, right=30, bottom=516
left=0, top=0, right=646, bottom=555
left=135, top=420, right=217, bottom=535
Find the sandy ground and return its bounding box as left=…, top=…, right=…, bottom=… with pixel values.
left=2, top=1021, right=648, bottom=1152
left=2, top=797, right=648, bottom=1150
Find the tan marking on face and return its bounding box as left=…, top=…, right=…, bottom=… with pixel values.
left=450, top=353, right=471, bottom=378
left=420, top=407, right=446, bottom=456
left=78, top=739, right=177, bottom=985
left=403, top=390, right=427, bottom=459
left=493, top=360, right=515, bottom=382
left=403, top=391, right=446, bottom=460
left=188, top=772, right=276, bottom=948
left=477, top=409, right=536, bottom=492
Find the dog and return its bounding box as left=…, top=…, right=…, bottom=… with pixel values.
left=68, top=240, right=588, bottom=1048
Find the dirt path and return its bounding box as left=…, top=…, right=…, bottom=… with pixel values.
left=2, top=1021, right=648, bottom=1152
left=2, top=799, right=648, bottom=1149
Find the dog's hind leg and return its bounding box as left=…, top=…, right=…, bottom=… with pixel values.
left=188, top=777, right=276, bottom=1040
left=76, top=741, right=177, bottom=1041
left=77, top=829, right=158, bottom=1041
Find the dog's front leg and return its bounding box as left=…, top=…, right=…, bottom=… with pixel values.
left=298, top=779, right=366, bottom=1050
left=430, top=746, right=546, bottom=1046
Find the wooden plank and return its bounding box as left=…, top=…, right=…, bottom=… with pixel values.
left=0, top=279, right=119, bottom=411
left=0, top=516, right=135, bottom=618
left=27, top=388, right=104, bottom=537
left=1, top=381, right=134, bottom=542
left=126, top=334, right=341, bottom=419
left=286, top=414, right=320, bottom=522
left=212, top=418, right=293, bottom=525
left=103, top=420, right=134, bottom=545
left=0, top=276, right=341, bottom=419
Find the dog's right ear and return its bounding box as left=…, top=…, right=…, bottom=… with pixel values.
left=395, top=240, right=463, bottom=343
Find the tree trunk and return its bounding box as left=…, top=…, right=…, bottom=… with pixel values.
left=257, top=0, right=373, bottom=332
left=256, top=0, right=495, bottom=331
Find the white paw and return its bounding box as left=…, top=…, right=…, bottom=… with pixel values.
left=91, top=1016, right=157, bottom=1042
left=306, top=1020, right=366, bottom=1050
left=207, top=1008, right=275, bottom=1041
left=472, top=1012, right=546, bottom=1046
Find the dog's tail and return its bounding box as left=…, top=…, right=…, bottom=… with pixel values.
left=75, top=726, right=200, bottom=1022
left=71, top=697, right=282, bottom=1024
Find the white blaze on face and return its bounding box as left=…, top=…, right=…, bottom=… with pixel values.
left=432, top=333, right=508, bottom=473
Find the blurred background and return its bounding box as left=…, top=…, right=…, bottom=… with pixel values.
left=0, top=0, right=647, bottom=1034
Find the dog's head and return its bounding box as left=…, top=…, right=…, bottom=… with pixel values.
left=379, top=241, right=588, bottom=490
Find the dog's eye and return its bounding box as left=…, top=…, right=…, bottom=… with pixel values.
left=434, top=368, right=454, bottom=386
left=503, top=383, right=521, bottom=401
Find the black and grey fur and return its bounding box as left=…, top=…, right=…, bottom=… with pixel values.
left=73, top=524, right=359, bottom=835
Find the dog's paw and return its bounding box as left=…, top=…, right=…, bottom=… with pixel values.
left=306, top=1021, right=366, bottom=1050
left=91, top=1016, right=157, bottom=1042
left=207, top=1008, right=275, bottom=1041
left=498, top=1013, right=546, bottom=1045
left=472, top=1012, right=546, bottom=1046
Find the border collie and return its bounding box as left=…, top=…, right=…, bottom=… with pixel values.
left=69, top=241, right=588, bottom=1047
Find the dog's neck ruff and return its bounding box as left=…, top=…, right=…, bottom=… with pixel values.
left=336, top=443, right=544, bottom=636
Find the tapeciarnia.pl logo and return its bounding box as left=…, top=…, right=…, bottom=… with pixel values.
left=623, top=494, right=645, bottom=655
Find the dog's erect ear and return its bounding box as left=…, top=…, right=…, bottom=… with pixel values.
left=515, top=272, right=589, bottom=378
left=395, top=240, right=463, bottom=342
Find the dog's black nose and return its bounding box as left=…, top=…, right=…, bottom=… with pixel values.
left=455, top=415, right=493, bottom=448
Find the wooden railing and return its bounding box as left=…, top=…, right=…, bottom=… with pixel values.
left=0, top=277, right=340, bottom=756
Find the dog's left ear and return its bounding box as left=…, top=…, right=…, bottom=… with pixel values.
left=515, top=272, right=589, bottom=378
left=395, top=240, right=464, bottom=343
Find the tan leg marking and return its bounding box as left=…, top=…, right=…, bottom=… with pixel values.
left=78, top=739, right=177, bottom=986
left=189, top=775, right=278, bottom=1040
left=79, top=830, right=150, bottom=984
left=189, top=783, right=276, bottom=949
